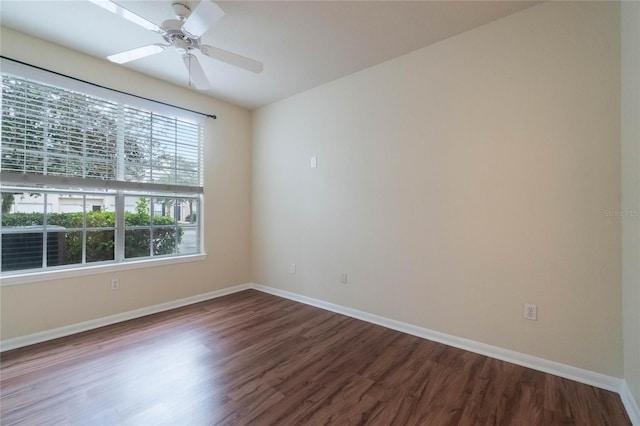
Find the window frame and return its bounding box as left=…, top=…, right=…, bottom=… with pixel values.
left=0, top=60, right=206, bottom=283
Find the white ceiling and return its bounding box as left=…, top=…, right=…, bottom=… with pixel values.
left=0, top=1, right=539, bottom=109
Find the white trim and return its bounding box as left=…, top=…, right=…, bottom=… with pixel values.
left=0, top=254, right=208, bottom=286
left=0, top=283, right=250, bottom=352
left=621, top=381, right=640, bottom=426
left=1, top=172, right=204, bottom=195
left=249, top=283, right=623, bottom=393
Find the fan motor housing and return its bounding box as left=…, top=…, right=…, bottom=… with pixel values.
left=161, top=19, right=200, bottom=53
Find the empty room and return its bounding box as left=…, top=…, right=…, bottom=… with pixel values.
left=1, top=0, right=639, bottom=424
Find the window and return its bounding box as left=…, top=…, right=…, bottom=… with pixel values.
left=1, top=61, right=204, bottom=277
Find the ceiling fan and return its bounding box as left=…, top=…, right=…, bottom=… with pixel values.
left=88, top=0, right=263, bottom=90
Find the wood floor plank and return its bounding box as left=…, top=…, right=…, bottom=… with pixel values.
left=0, top=289, right=631, bottom=425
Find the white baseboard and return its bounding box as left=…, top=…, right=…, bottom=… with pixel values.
left=0, top=283, right=251, bottom=352
left=621, top=381, right=640, bottom=426
left=249, top=283, right=623, bottom=394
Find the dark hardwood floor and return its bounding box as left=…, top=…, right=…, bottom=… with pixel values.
left=0, top=290, right=631, bottom=425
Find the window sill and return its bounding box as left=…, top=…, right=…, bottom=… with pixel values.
left=0, top=254, right=208, bottom=286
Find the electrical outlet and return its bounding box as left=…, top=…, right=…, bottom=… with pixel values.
left=524, top=303, right=537, bottom=321
left=111, top=278, right=120, bottom=291
left=340, top=273, right=348, bottom=284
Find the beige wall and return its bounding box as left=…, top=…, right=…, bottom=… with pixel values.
left=622, top=0, right=640, bottom=407
left=0, top=27, right=252, bottom=339
left=252, top=1, right=623, bottom=376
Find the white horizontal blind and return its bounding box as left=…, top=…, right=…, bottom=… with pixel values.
left=2, top=75, right=119, bottom=180
left=122, top=107, right=202, bottom=187
left=1, top=73, right=203, bottom=192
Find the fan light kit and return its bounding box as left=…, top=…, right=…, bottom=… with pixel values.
left=88, top=0, right=263, bottom=90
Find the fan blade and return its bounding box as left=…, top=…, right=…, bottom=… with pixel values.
left=199, top=45, right=263, bottom=74
left=108, top=44, right=167, bottom=64
left=183, top=53, right=210, bottom=90
left=88, top=0, right=161, bottom=33
left=182, top=0, right=224, bottom=38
